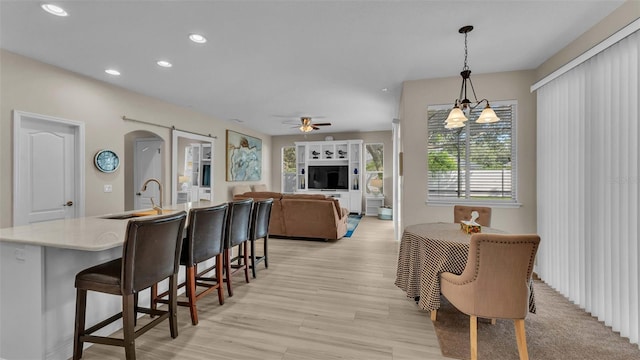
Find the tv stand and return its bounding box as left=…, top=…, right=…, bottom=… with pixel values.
left=295, top=140, right=363, bottom=214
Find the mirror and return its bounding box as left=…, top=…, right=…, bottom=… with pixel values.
left=171, top=130, right=215, bottom=204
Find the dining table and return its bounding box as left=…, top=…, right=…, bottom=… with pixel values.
left=394, top=222, right=536, bottom=319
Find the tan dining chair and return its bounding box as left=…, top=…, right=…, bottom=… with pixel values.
left=439, top=233, right=540, bottom=360
left=152, top=203, right=228, bottom=325
left=453, top=205, right=492, bottom=227
left=249, top=198, right=274, bottom=278
left=73, top=211, right=187, bottom=360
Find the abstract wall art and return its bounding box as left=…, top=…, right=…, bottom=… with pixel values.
left=226, top=130, right=262, bottom=181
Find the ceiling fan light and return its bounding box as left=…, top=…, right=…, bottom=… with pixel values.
left=476, top=105, right=500, bottom=123
left=300, top=125, right=313, bottom=132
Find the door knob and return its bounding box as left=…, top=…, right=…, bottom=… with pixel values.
left=136, top=192, right=141, bottom=196
left=63, top=201, right=73, bottom=206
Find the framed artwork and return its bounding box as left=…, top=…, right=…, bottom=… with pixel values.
left=226, top=130, right=262, bottom=181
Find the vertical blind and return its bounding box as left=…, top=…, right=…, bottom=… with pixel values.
left=536, top=30, right=639, bottom=346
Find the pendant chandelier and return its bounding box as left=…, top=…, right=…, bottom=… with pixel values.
left=445, top=25, right=500, bottom=129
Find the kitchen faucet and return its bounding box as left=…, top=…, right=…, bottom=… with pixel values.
left=141, top=178, right=163, bottom=214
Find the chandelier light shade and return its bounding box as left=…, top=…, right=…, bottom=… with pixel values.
left=445, top=25, right=500, bottom=129
left=444, top=103, right=467, bottom=129
left=476, top=103, right=500, bottom=123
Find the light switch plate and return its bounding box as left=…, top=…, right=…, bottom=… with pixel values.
left=104, top=184, right=112, bottom=193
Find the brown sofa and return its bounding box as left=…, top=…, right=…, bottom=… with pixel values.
left=233, top=191, right=348, bottom=240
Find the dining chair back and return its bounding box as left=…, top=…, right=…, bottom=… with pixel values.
left=453, top=205, right=492, bottom=227
left=440, top=233, right=540, bottom=360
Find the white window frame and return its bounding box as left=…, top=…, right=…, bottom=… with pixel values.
left=281, top=145, right=296, bottom=193
left=427, top=100, right=519, bottom=207
left=364, top=143, right=384, bottom=196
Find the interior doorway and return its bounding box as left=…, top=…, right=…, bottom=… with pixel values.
left=133, top=138, right=163, bottom=210
left=12, top=110, right=85, bottom=226
left=124, top=131, right=164, bottom=211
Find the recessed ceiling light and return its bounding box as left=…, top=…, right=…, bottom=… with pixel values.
left=41, top=4, right=68, bottom=17
left=381, top=88, right=389, bottom=92
left=189, top=33, right=207, bottom=44
left=105, top=69, right=121, bottom=76
left=157, top=60, right=172, bottom=68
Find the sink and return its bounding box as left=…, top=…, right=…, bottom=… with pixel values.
left=101, top=209, right=177, bottom=220
left=101, top=213, right=143, bottom=220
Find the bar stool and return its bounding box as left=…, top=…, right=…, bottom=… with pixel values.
left=72, top=211, right=187, bottom=360
left=152, top=203, right=228, bottom=325
left=249, top=198, right=273, bottom=278
left=224, top=198, right=253, bottom=297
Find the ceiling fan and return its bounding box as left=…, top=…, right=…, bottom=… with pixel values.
left=296, top=117, right=332, bottom=132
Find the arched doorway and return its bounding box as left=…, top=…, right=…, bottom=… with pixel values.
left=124, top=130, right=164, bottom=211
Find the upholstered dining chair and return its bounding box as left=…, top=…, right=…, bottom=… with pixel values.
left=249, top=198, right=274, bottom=278
left=73, top=211, right=187, bottom=360
left=453, top=205, right=492, bottom=227
left=224, top=198, right=254, bottom=297
left=152, top=203, right=228, bottom=325
left=439, top=233, right=540, bottom=360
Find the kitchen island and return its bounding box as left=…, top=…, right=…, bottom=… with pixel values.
left=0, top=201, right=213, bottom=360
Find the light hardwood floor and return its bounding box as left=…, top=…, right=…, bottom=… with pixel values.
left=78, top=216, right=448, bottom=360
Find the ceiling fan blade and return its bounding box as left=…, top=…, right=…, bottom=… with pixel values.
left=312, top=122, right=331, bottom=126
left=312, top=125, right=320, bottom=130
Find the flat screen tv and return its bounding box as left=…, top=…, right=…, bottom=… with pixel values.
left=308, top=165, right=349, bottom=190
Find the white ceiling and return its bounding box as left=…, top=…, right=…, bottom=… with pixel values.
left=0, top=0, right=624, bottom=135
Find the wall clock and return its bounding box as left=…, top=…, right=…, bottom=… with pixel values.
left=94, top=149, right=120, bottom=173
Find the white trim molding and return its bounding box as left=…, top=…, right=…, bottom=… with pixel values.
left=531, top=17, right=640, bottom=92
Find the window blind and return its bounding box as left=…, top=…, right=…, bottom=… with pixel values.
left=427, top=102, right=516, bottom=203
left=536, top=30, right=639, bottom=346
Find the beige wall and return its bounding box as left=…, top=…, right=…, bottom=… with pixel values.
left=2, top=2, right=635, bottom=230
left=399, top=70, right=538, bottom=234
left=398, top=0, right=637, bottom=234
left=271, top=131, right=393, bottom=208
left=536, top=0, right=640, bottom=81
left=0, top=49, right=271, bottom=228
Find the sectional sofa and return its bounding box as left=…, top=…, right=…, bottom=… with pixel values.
left=233, top=191, right=348, bottom=240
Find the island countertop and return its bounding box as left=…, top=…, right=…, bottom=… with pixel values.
left=0, top=200, right=213, bottom=251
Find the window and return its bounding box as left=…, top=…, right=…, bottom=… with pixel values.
left=365, top=143, right=384, bottom=195
left=281, top=146, right=296, bottom=193
left=427, top=101, right=517, bottom=203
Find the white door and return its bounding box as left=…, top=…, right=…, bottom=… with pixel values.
left=134, top=138, right=162, bottom=210
left=14, top=111, right=84, bottom=226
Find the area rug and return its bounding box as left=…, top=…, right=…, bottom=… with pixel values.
left=344, top=214, right=363, bottom=237
left=433, top=280, right=640, bottom=360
